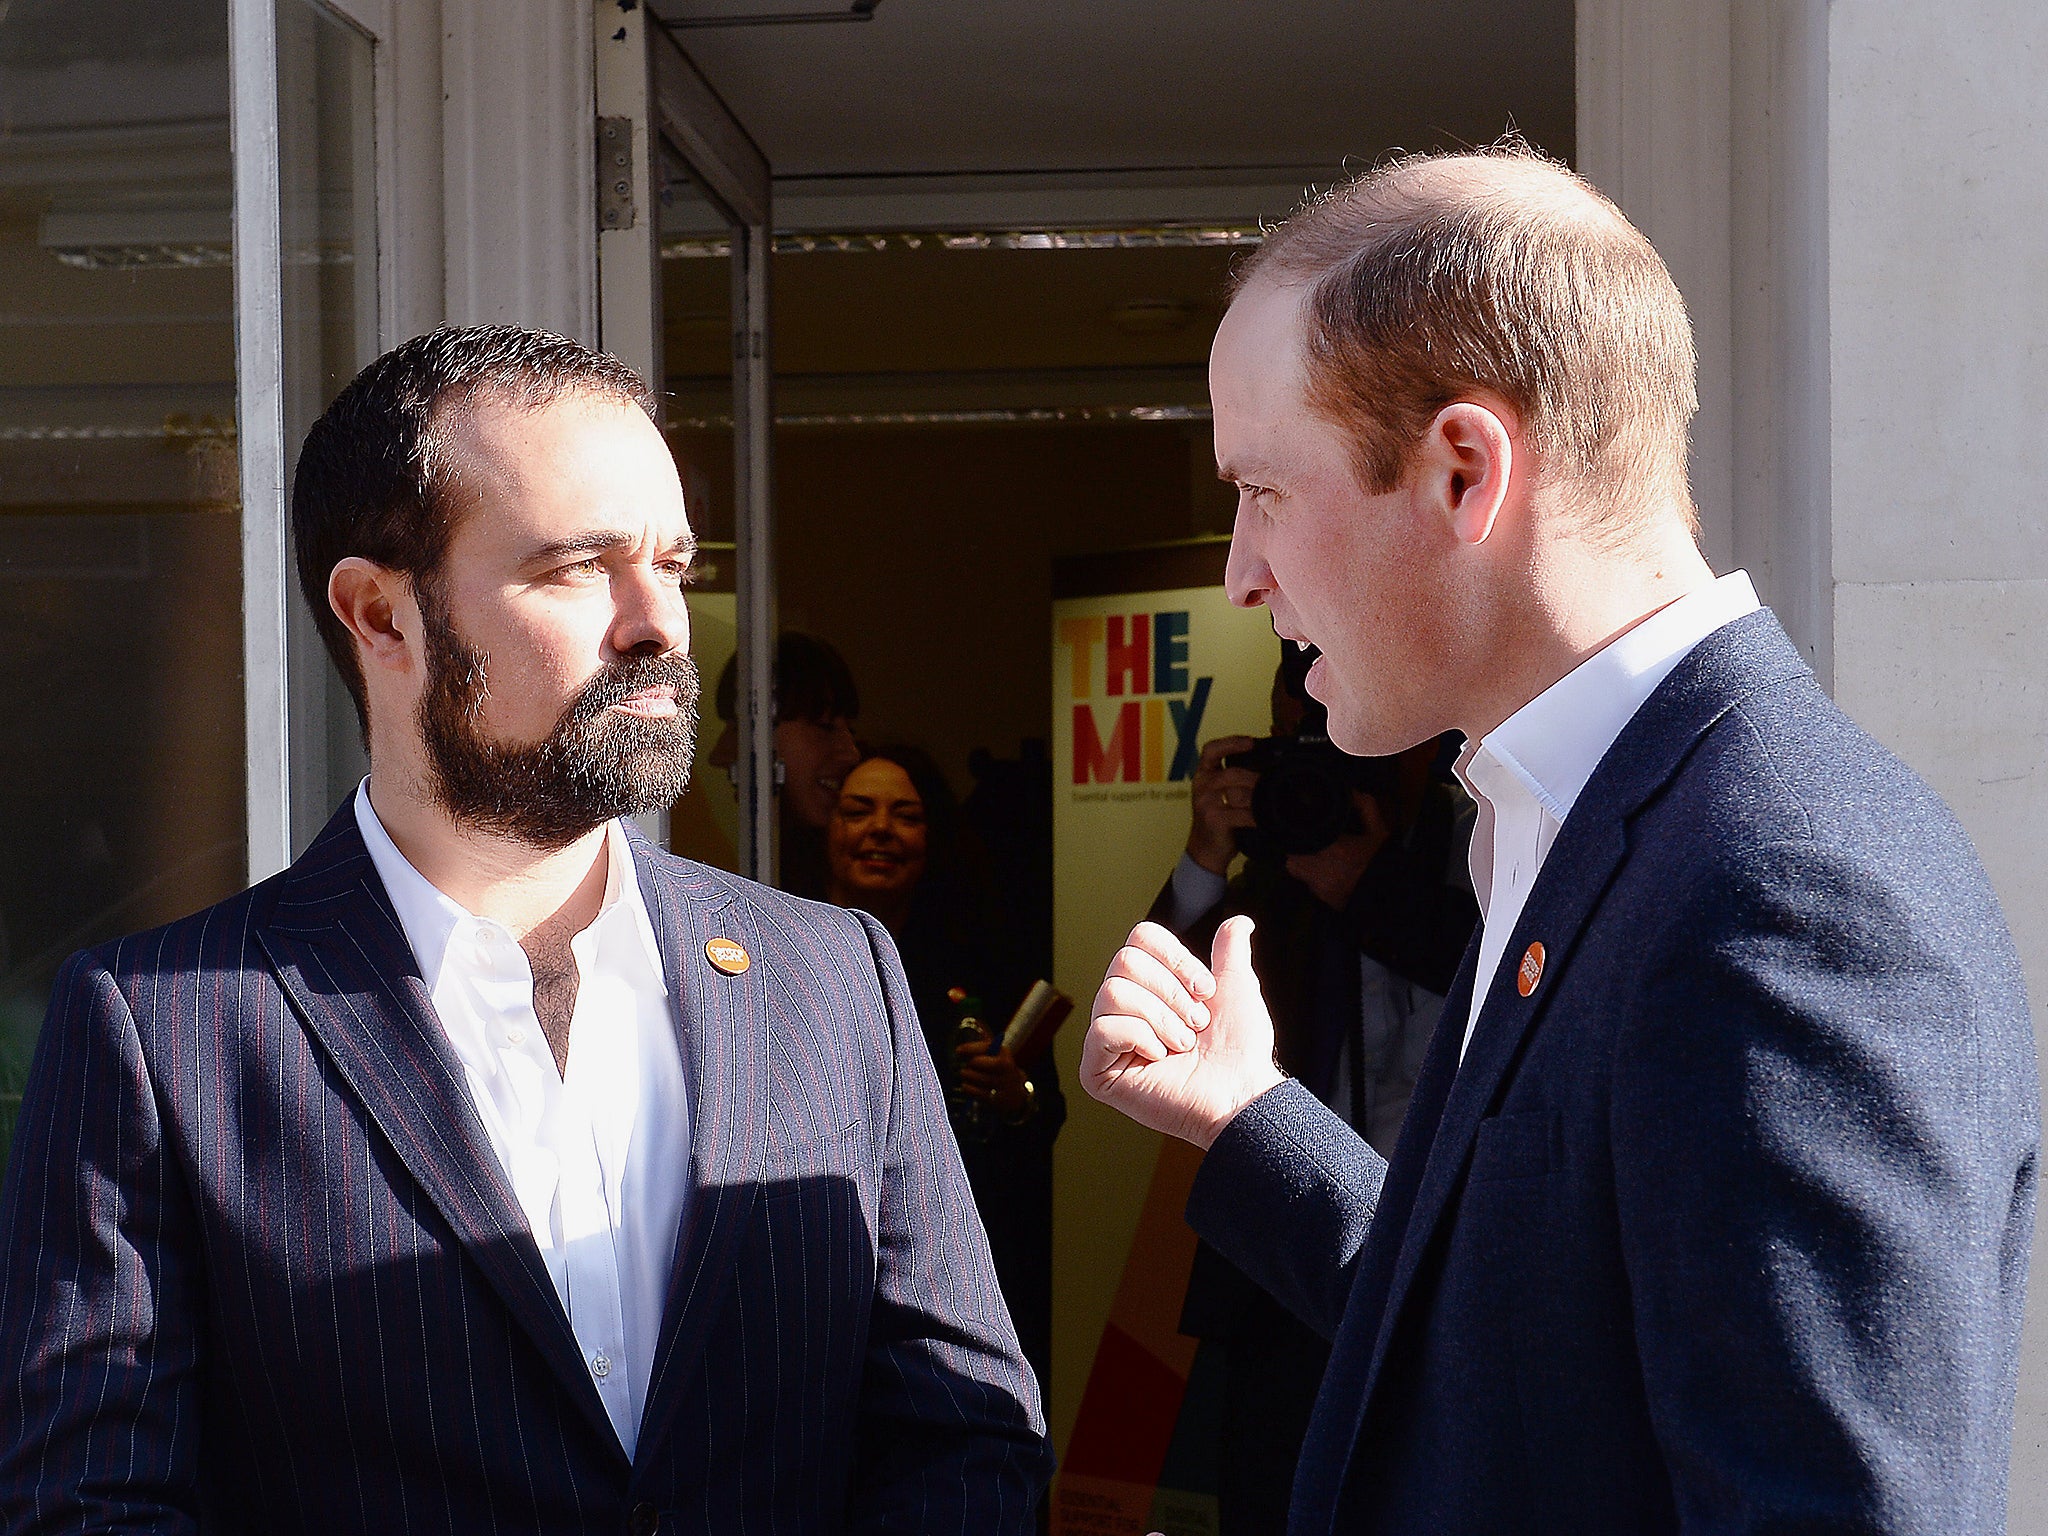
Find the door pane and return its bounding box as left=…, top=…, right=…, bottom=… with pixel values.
left=659, top=156, right=743, bottom=873
left=0, top=0, right=240, bottom=1166
left=278, top=0, right=378, bottom=839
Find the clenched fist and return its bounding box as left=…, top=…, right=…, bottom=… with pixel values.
left=1080, top=916, right=1286, bottom=1149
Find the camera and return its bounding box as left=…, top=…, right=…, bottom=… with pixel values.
left=1222, top=732, right=1399, bottom=860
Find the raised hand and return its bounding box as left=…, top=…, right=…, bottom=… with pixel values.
left=1081, top=915, right=1285, bottom=1149
left=1186, top=735, right=1260, bottom=874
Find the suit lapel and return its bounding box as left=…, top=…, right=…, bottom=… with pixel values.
left=627, top=835, right=773, bottom=1464
left=1340, top=610, right=1816, bottom=1453
left=254, top=806, right=625, bottom=1464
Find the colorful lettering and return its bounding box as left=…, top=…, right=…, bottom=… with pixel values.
left=1060, top=615, right=1103, bottom=700
left=1074, top=700, right=1141, bottom=783
left=1169, top=677, right=1212, bottom=781
left=1104, top=614, right=1150, bottom=697
left=1152, top=611, right=1189, bottom=695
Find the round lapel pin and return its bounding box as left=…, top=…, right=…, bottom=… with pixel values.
left=1517, top=941, right=1546, bottom=997
left=705, top=937, right=751, bottom=976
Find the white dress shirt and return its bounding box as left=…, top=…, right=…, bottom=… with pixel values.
left=1453, top=571, right=1761, bottom=1056
left=354, top=783, right=690, bottom=1457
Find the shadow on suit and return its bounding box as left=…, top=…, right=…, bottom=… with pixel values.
left=0, top=806, right=1051, bottom=1534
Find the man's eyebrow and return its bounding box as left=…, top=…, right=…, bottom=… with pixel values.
left=522, top=530, right=634, bottom=565
left=520, top=530, right=698, bottom=565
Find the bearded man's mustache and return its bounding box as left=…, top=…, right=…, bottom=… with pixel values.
left=415, top=594, right=700, bottom=849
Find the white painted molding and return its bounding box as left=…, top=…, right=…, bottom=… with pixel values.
left=380, top=0, right=447, bottom=342
left=595, top=0, right=662, bottom=388
left=595, top=0, right=669, bottom=850
left=318, top=0, right=390, bottom=39
left=440, top=0, right=597, bottom=342
left=231, top=0, right=293, bottom=883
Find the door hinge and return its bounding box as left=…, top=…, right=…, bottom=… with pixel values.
left=597, top=117, right=636, bottom=232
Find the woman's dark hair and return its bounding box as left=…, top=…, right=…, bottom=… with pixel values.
left=714, top=631, right=861, bottom=726
left=290, top=324, right=657, bottom=735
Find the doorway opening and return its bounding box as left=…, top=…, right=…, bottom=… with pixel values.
left=646, top=0, right=1575, bottom=1508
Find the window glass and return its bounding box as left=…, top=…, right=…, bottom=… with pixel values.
left=0, top=0, right=239, bottom=1167
left=277, top=0, right=378, bottom=839
left=659, top=158, right=742, bottom=873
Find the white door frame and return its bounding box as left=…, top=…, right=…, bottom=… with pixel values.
left=231, top=0, right=294, bottom=883
left=650, top=26, right=777, bottom=881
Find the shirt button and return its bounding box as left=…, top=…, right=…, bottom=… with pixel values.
left=506, top=1028, right=527, bottom=1046
left=591, top=1351, right=611, bottom=1379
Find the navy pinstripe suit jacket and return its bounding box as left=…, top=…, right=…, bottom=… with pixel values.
left=0, top=805, right=1051, bottom=1534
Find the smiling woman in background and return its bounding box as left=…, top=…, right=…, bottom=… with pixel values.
left=827, top=744, right=1066, bottom=1395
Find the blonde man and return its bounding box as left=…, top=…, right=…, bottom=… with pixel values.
left=1085, top=148, right=2036, bottom=1535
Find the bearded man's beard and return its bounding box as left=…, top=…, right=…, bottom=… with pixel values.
left=415, top=591, right=698, bottom=850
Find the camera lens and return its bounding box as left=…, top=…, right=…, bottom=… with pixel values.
left=1250, top=745, right=1358, bottom=856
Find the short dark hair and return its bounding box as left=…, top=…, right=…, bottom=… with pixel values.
left=291, top=324, right=658, bottom=734
left=713, top=631, right=861, bottom=726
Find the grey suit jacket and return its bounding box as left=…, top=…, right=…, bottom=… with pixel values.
left=0, top=805, right=1052, bottom=1534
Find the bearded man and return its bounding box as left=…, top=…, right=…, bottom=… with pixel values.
left=0, top=326, right=1049, bottom=1535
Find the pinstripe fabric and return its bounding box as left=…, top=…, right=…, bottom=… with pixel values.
left=0, top=805, right=1050, bottom=1535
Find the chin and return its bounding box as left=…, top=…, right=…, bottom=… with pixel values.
left=1325, top=702, right=1427, bottom=759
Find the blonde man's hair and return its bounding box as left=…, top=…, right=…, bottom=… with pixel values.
left=1236, top=142, right=1699, bottom=532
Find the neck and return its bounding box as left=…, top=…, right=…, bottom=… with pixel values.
left=1460, top=514, right=1719, bottom=742
left=364, top=763, right=611, bottom=941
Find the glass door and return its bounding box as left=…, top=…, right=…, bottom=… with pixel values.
left=648, top=19, right=776, bottom=880
left=0, top=0, right=242, bottom=1165
left=276, top=0, right=379, bottom=843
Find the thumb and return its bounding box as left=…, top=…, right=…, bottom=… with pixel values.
left=1210, top=914, right=1258, bottom=986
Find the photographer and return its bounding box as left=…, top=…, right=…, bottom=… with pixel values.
left=1152, top=643, right=1476, bottom=1535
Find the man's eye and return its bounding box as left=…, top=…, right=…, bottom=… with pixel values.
left=660, top=562, right=696, bottom=586
left=558, top=557, right=603, bottom=578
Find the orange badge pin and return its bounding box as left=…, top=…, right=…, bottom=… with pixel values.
left=705, top=937, right=751, bottom=976
left=1517, top=941, right=1546, bottom=997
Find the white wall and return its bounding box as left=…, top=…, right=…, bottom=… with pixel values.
left=344, top=0, right=600, bottom=346
left=1820, top=7, right=2048, bottom=1517
left=437, top=0, right=597, bottom=342
left=1580, top=0, right=2048, bottom=1515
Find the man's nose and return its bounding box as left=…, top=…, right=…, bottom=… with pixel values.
left=612, top=566, right=690, bottom=657
left=1223, top=505, right=1272, bottom=610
